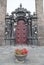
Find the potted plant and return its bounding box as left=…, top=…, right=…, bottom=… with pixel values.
left=15, top=48, right=28, bottom=61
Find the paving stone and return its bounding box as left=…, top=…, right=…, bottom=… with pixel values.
left=0, top=45, right=44, bottom=65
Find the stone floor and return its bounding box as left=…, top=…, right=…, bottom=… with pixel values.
left=0, top=45, right=44, bottom=65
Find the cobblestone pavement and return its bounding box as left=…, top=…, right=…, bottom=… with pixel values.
left=0, top=45, right=44, bottom=65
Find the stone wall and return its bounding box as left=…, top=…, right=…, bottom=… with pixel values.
left=0, top=0, right=7, bottom=45
left=35, top=0, right=44, bottom=45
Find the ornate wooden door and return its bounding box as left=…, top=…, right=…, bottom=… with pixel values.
left=16, top=20, right=27, bottom=44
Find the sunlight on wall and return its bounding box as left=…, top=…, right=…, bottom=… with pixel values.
left=7, top=0, right=35, bottom=15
